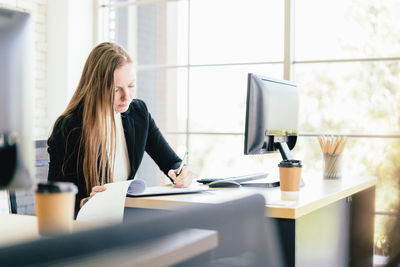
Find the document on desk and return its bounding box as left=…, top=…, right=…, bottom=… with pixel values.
left=76, top=180, right=208, bottom=224
left=76, top=180, right=145, bottom=225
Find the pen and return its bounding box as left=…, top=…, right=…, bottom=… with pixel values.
left=176, top=151, right=188, bottom=177
left=168, top=152, right=188, bottom=185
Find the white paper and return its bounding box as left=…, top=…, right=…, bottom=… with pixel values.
left=76, top=180, right=146, bottom=224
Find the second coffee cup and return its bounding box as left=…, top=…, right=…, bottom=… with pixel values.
left=278, top=159, right=302, bottom=192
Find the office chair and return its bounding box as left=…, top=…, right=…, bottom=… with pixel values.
left=8, top=140, right=49, bottom=215
left=0, top=194, right=284, bottom=267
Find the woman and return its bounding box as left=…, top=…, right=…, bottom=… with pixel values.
left=47, top=42, right=193, bottom=216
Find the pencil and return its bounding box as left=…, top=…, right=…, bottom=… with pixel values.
left=318, top=135, right=346, bottom=154
left=318, top=135, right=347, bottom=178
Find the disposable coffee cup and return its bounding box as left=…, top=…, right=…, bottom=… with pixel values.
left=35, top=182, right=78, bottom=236
left=278, top=160, right=302, bottom=193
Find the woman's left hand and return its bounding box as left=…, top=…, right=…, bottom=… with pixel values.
left=168, top=166, right=193, bottom=188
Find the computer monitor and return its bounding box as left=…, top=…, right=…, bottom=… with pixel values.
left=0, top=8, right=34, bottom=189
left=244, top=73, right=299, bottom=160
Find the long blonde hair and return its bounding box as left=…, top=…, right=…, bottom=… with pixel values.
left=61, top=42, right=132, bottom=194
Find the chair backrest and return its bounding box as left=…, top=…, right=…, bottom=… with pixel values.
left=9, top=140, right=48, bottom=214
left=34, top=140, right=49, bottom=183
left=0, top=194, right=284, bottom=267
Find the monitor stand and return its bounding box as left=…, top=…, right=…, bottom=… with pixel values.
left=240, top=141, right=305, bottom=188
left=275, top=142, right=305, bottom=187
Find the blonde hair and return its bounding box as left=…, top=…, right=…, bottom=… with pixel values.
left=61, top=42, right=132, bottom=194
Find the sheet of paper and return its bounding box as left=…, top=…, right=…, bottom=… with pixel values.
left=76, top=180, right=145, bottom=224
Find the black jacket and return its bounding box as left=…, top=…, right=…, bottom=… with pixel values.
left=47, top=99, right=181, bottom=215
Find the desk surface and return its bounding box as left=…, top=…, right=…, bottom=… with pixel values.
left=125, top=174, right=377, bottom=219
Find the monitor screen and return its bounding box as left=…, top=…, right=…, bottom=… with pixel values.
left=244, top=73, right=299, bottom=158
left=0, top=8, right=34, bottom=189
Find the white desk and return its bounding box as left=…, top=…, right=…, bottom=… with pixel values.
left=126, top=175, right=376, bottom=218
left=125, top=174, right=377, bottom=267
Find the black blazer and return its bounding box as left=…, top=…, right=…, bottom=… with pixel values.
left=47, top=99, right=181, bottom=215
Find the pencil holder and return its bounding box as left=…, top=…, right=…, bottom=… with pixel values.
left=323, top=153, right=343, bottom=179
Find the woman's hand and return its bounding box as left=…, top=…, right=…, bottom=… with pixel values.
left=89, top=185, right=107, bottom=198
left=168, top=166, right=193, bottom=188
left=80, top=185, right=107, bottom=208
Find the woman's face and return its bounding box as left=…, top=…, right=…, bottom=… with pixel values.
left=114, top=63, right=135, bottom=113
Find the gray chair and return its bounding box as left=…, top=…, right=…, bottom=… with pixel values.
left=9, top=140, right=48, bottom=214
left=0, top=194, right=284, bottom=267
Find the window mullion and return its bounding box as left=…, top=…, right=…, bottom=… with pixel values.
left=186, top=0, right=191, bottom=155
left=283, top=0, right=295, bottom=81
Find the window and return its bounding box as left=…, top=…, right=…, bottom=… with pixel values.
left=294, top=0, right=400, bottom=258
left=98, top=0, right=400, bottom=257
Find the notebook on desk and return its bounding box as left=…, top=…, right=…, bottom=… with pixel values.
left=127, top=186, right=209, bottom=197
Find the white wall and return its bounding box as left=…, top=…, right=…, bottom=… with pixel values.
left=47, top=0, right=94, bottom=133
left=47, top=0, right=68, bottom=135
left=68, top=0, right=94, bottom=101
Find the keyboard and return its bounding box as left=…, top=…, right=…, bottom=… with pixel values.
left=196, top=172, right=269, bottom=184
